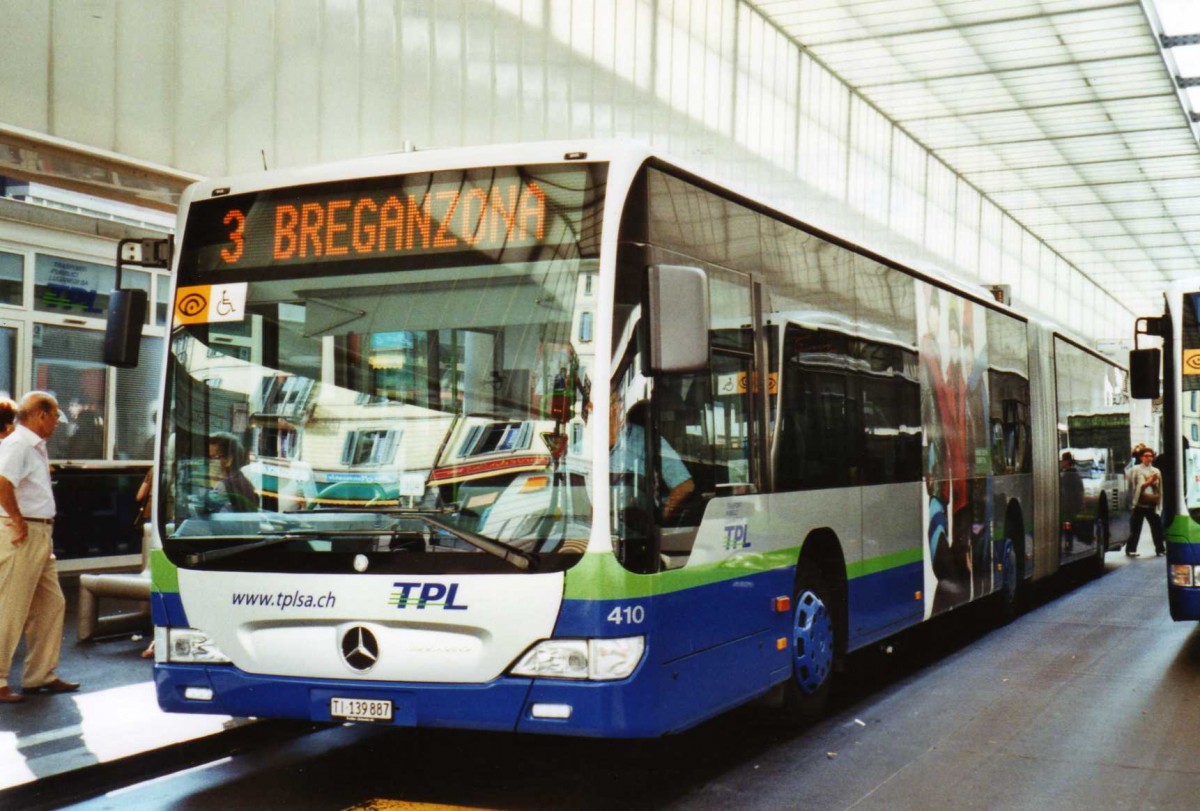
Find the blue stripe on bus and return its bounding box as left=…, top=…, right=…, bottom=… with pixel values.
left=155, top=665, right=536, bottom=732
left=847, top=559, right=926, bottom=647
left=151, top=590, right=189, bottom=627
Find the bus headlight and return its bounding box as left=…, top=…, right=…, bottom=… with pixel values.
left=511, top=637, right=644, bottom=681
left=166, top=628, right=232, bottom=664
left=1170, top=565, right=1200, bottom=588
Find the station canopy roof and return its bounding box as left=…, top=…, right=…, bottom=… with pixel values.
left=747, top=0, right=1200, bottom=316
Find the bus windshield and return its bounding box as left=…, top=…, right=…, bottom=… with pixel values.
left=161, top=163, right=605, bottom=574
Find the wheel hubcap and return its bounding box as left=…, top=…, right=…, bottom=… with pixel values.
left=793, top=588, right=833, bottom=695
left=1002, top=540, right=1017, bottom=599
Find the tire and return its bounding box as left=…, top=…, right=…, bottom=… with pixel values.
left=994, top=536, right=1021, bottom=625
left=1092, top=504, right=1110, bottom=578
left=780, top=563, right=838, bottom=724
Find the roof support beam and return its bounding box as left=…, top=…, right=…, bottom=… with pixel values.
left=1161, top=34, right=1200, bottom=48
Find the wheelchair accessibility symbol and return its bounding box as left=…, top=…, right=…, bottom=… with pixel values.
left=215, top=290, right=236, bottom=316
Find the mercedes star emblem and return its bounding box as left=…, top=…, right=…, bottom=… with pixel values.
left=341, top=626, right=379, bottom=672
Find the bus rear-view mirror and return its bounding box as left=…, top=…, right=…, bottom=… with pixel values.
left=103, top=289, right=148, bottom=368
left=1129, top=348, right=1160, bottom=400
left=647, top=264, right=709, bottom=374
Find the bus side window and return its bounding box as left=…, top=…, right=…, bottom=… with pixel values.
left=776, top=325, right=860, bottom=491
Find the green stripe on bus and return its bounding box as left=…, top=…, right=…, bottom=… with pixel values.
left=846, top=547, right=924, bottom=579
left=150, top=549, right=179, bottom=593
left=1165, top=514, right=1200, bottom=544
left=564, top=546, right=923, bottom=601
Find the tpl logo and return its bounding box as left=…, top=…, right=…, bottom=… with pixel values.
left=390, top=581, right=469, bottom=610
left=723, top=522, right=751, bottom=551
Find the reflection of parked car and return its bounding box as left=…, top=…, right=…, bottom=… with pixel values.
left=464, top=468, right=591, bottom=554
left=1062, top=446, right=1124, bottom=550
left=311, top=480, right=398, bottom=508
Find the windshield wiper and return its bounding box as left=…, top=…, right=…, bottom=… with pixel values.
left=182, top=510, right=536, bottom=571
left=417, top=514, right=536, bottom=571
left=184, top=535, right=304, bottom=566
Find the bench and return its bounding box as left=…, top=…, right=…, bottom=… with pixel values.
left=77, top=522, right=153, bottom=642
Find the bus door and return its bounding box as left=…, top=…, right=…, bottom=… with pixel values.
left=654, top=269, right=768, bottom=654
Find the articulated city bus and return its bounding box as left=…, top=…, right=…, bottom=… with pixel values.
left=1129, top=283, right=1200, bottom=620
left=119, top=141, right=1130, bottom=737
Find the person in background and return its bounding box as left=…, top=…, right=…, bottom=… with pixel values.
left=0, top=392, right=79, bottom=702
left=609, top=396, right=695, bottom=523
left=135, top=466, right=156, bottom=659
left=1059, top=451, right=1085, bottom=551
left=1126, top=447, right=1165, bottom=558
left=206, top=432, right=259, bottom=513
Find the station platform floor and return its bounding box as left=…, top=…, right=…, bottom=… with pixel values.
left=0, top=575, right=250, bottom=796
left=0, top=545, right=1189, bottom=807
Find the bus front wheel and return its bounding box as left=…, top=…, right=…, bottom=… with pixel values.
left=780, top=564, right=837, bottom=724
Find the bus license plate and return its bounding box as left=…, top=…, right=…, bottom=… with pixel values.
left=331, top=697, right=393, bottom=722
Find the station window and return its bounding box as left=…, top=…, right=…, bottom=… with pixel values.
left=114, top=336, right=163, bottom=460
left=33, top=254, right=114, bottom=319
left=34, top=325, right=107, bottom=460
left=0, top=251, right=23, bottom=307
left=0, top=328, right=13, bottom=396
left=156, top=274, right=170, bottom=326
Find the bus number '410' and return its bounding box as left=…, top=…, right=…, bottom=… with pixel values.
left=607, top=605, right=645, bottom=625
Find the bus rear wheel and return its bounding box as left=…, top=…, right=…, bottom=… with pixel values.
left=1092, top=504, right=1110, bottom=577
left=780, top=565, right=837, bottom=724
left=994, top=537, right=1020, bottom=625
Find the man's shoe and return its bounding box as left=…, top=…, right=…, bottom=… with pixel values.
left=28, top=678, right=80, bottom=694
left=1157, top=551, right=1166, bottom=557
left=0, top=686, right=23, bottom=703
left=1125, top=551, right=1138, bottom=557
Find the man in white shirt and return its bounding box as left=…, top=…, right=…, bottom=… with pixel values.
left=1126, top=447, right=1165, bottom=558
left=0, top=391, right=79, bottom=703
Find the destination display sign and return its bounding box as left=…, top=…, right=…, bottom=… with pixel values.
left=180, top=165, right=596, bottom=274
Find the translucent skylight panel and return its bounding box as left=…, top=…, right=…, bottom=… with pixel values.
left=1002, top=165, right=1097, bottom=191
left=944, top=145, right=1045, bottom=174
left=1144, top=245, right=1200, bottom=260
left=833, top=31, right=989, bottom=82
left=1164, top=197, right=1200, bottom=216
left=1054, top=8, right=1160, bottom=59
left=1080, top=57, right=1179, bottom=95
left=1131, top=235, right=1188, bottom=252
left=768, top=0, right=946, bottom=44
left=1074, top=163, right=1153, bottom=187
left=742, top=0, right=1199, bottom=316
left=1146, top=176, right=1200, bottom=200
left=868, top=75, right=1011, bottom=117
left=1056, top=235, right=1141, bottom=251
left=1005, top=186, right=1106, bottom=209
left=905, top=117, right=990, bottom=149
left=967, top=27, right=1077, bottom=71
left=1054, top=139, right=1131, bottom=166
left=1095, top=184, right=1175, bottom=206
left=999, top=70, right=1100, bottom=107
left=808, top=40, right=915, bottom=85
left=1102, top=99, right=1193, bottom=132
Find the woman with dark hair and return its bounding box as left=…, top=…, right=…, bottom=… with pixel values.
left=206, top=433, right=258, bottom=512
left=0, top=398, right=16, bottom=439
